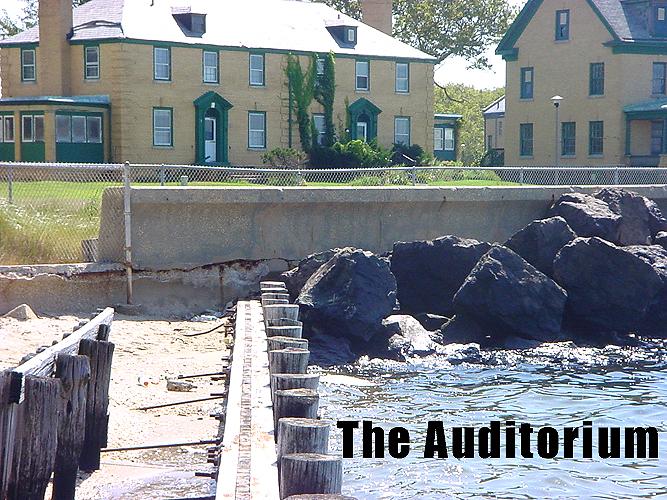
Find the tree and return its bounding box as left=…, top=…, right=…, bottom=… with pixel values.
left=0, top=11, right=21, bottom=38
left=318, top=0, right=516, bottom=69
left=434, top=84, right=504, bottom=166
left=1, top=0, right=91, bottom=38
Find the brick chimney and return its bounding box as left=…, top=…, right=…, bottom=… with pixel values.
left=362, top=0, right=393, bottom=36
left=39, top=0, right=73, bottom=95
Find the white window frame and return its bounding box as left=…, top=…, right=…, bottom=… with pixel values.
left=444, top=128, right=455, bottom=151
left=249, top=54, right=265, bottom=86
left=22, top=49, right=36, bottom=82
left=153, top=108, right=173, bottom=147
left=203, top=50, right=219, bottom=84
left=56, top=115, right=72, bottom=143
left=347, top=28, right=356, bottom=43
left=248, top=112, right=266, bottom=149
left=72, top=116, right=87, bottom=143
left=659, top=7, right=666, bottom=21
left=395, top=62, right=409, bottom=93
left=2, top=116, right=14, bottom=143
left=355, top=60, right=369, bottom=91
left=316, top=58, right=325, bottom=76
left=434, top=127, right=444, bottom=151
left=87, top=116, right=103, bottom=144
left=85, top=46, right=100, bottom=80
left=153, top=47, right=171, bottom=81
left=394, top=117, right=410, bottom=145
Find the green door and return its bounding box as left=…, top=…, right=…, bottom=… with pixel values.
left=194, top=91, right=232, bottom=165
left=0, top=113, right=15, bottom=161
left=20, top=112, right=45, bottom=162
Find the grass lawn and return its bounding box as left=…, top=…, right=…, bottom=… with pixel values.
left=0, top=176, right=514, bottom=264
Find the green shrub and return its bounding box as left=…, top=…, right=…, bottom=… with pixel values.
left=309, top=140, right=392, bottom=169
left=262, top=148, right=307, bottom=169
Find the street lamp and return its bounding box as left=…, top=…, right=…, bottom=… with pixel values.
left=551, top=95, right=564, bottom=168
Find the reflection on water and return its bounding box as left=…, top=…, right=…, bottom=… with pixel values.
left=319, top=341, right=667, bottom=499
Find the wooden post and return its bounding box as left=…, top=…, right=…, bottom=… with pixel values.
left=280, top=453, right=343, bottom=499
left=263, top=298, right=290, bottom=306
left=53, top=355, right=91, bottom=500
left=78, top=339, right=115, bottom=472
left=268, top=336, right=309, bottom=352
left=269, top=348, right=309, bottom=375
left=262, top=293, right=290, bottom=301
left=277, top=418, right=330, bottom=464
left=271, top=374, right=320, bottom=403
left=261, top=281, right=287, bottom=290
left=264, top=305, right=300, bottom=326
left=267, top=325, right=303, bottom=338
left=11, top=376, right=61, bottom=500
left=268, top=318, right=303, bottom=328
left=0, top=371, right=14, bottom=498
left=273, top=389, right=319, bottom=432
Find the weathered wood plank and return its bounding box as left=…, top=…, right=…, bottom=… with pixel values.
left=9, top=308, right=113, bottom=403
left=280, top=454, right=343, bottom=500
left=78, top=339, right=115, bottom=472
left=53, top=354, right=91, bottom=500
left=267, top=337, right=309, bottom=352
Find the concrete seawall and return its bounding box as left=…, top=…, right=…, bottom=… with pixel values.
left=99, top=185, right=667, bottom=271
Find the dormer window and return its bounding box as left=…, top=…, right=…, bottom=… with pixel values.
left=325, top=20, right=358, bottom=48
left=172, top=8, right=206, bottom=37
left=347, top=28, right=356, bottom=43
left=654, top=3, right=667, bottom=37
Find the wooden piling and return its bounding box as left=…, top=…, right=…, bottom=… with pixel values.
left=268, top=318, right=303, bottom=328
left=12, top=376, right=61, bottom=500
left=268, top=336, right=309, bottom=352
left=266, top=325, right=303, bottom=338
left=269, top=348, right=310, bottom=375
left=270, top=374, right=320, bottom=402
left=261, top=281, right=287, bottom=290
left=280, top=453, right=343, bottom=499
left=261, top=287, right=289, bottom=295
left=53, top=355, right=91, bottom=500
left=262, top=298, right=290, bottom=306
left=262, top=293, right=290, bottom=301
left=78, top=339, right=115, bottom=472
left=277, top=418, right=330, bottom=464
left=264, top=305, right=300, bottom=325
left=273, top=389, right=319, bottom=431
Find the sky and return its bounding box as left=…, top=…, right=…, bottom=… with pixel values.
left=2, top=0, right=527, bottom=90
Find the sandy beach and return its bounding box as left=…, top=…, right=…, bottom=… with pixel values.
left=0, top=312, right=232, bottom=499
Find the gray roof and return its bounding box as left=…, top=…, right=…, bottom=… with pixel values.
left=0, top=0, right=435, bottom=61
left=590, top=0, right=650, bottom=41
left=0, top=95, right=110, bottom=106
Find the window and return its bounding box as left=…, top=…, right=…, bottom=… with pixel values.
left=21, top=48, right=36, bottom=81
left=356, top=60, right=369, bottom=91
left=589, top=62, right=604, bottom=96
left=434, top=127, right=444, bottom=151
left=520, top=123, right=533, bottom=157
left=248, top=112, right=266, bottom=149
left=589, top=121, right=604, bottom=156
left=56, top=115, right=71, bottom=142
left=556, top=10, right=570, bottom=40
left=56, top=114, right=103, bottom=144
left=22, top=114, right=43, bottom=142
left=356, top=121, right=368, bottom=141
left=487, top=135, right=493, bottom=150
left=87, top=116, right=102, bottom=143
left=203, top=50, right=219, bottom=83
left=313, top=114, right=326, bottom=145
left=0, top=116, right=14, bottom=143
left=85, top=46, right=100, bottom=79
left=72, top=116, right=86, bottom=143
left=498, top=120, right=504, bottom=137
left=191, top=14, right=206, bottom=34
left=153, top=108, right=173, bottom=146
left=652, top=120, right=664, bottom=155
left=659, top=7, right=666, bottom=21
left=249, top=54, right=265, bottom=86
left=444, top=128, right=455, bottom=151
left=316, top=58, right=325, bottom=76
left=562, top=122, right=576, bottom=156
left=395, top=62, right=409, bottom=93
left=394, top=117, right=410, bottom=145
left=154, top=47, right=171, bottom=81
left=520, top=67, right=534, bottom=99
left=653, top=62, right=667, bottom=94
left=347, top=28, right=356, bottom=43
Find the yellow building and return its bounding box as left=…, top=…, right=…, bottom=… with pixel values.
left=0, top=0, right=435, bottom=165
left=497, top=0, right=667, bottom=167
left=483, top=95, right=505, bottom=164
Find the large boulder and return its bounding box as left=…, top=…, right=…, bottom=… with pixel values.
left=390, top=235, right=491, bottom=316
left=282, top=249, right=339, bottom=300
left=452, top=246, right=567, bottom=342
left=505, top=216, right=576, bottom=277
left=594, top=188, right=667, bottom=245
left=548, top=193, right=620, bottom=242
left=296, top=249, right=397, bottom=347
left=655, top=231, right=667, bottom=250
left=382, top=315, right=439, bottom=359
left=413, top=313, right=450, bottom=332
left=624, top=245, right=667, bottom=337
left=553, top=237, right=663, bottom=333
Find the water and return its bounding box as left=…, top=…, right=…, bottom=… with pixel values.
left=318, top=340, right=667, bottom=499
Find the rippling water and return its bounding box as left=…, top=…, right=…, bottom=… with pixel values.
left=318, top=341, right=667, bottom=499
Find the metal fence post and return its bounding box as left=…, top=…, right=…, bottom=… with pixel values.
left=519, top=167, right=525, bottom=186
left=411, top=166, right=417, bottom=186
left=7, top=164, right=13, bottom=204
left=159, top=164, right=166, bottom=186
left=614, top=166, right=620, bottom=185
left=123, top=161, right=133, bottom=305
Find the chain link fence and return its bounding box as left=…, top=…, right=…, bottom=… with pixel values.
left=3, top=162, right=667, bottom=265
